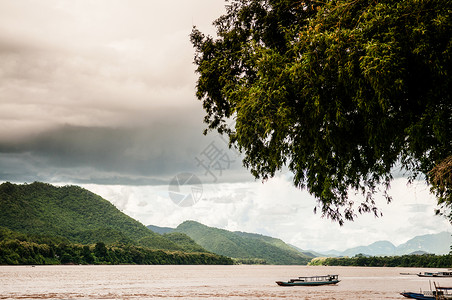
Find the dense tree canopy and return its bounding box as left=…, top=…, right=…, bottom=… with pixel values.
left=191, top=0, right=452, bottom=224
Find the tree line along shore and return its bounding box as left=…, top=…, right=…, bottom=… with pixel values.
left=1, top=229, right=450, bottom=267
left=310, top=254, right=452, bottom=268
left=0, top=236, right=232, bottom=265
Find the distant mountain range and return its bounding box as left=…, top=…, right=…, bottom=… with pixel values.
left=148, top=221, right=314, bottom=265
left=321, top=231, right=452, bottom=257
left=1, top=181, right=449, bottom=266
left=150, top=221, right=451, bottom=259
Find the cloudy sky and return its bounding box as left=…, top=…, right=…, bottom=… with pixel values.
left=0, top=0, right=449, bottom=252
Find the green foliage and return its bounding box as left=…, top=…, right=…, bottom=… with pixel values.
left=137, top=235, right=183, bottom=251
left=233, top=258, right=268, bottom=265
left=0, top=226, right=67, bottom=244
left=162, top=232, right=210, bottom=253
left=74, top=228, right=135, bottom=245
left=0, top=182, right=177, bottom=247
left=0, top=228, right=233, bottom=265
left=430, top=156, right=452, bottom=221
left=191, top=0, right=452, bottom=224
left=309, top=254, right=452, bottom=268
left=147, top=225, right=175, bottom=235
left=175, top=221, right=311, bottom=265
left=309, top=257, right=329, bottom=266
left=0, top=182, right=219, bottom=260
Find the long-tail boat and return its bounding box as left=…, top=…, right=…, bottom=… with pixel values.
left=276, top=274, right=340, bottom=286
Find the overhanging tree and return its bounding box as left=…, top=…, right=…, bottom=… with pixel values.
left=191, top=0, right=452, bottom=224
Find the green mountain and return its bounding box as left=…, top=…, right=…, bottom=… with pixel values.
left=147, top=225, right=175, bottom=235
left=288, top=244, right=322, bottom=258
left=0, top=182, right=197, bottom=252
left=232, top=231, right=315, bottom=258
left=163, top=232, right=209, bottom=253
left=169, top=220, right=311, bottom=265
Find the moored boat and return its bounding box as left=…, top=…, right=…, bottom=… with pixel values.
left=276, top=274, right=340, bottom=286
left=418, top=271, right=452, bottom=278
left=401, top=282, right=452, bottom=299
left=400, top=292, right=435, bottom=299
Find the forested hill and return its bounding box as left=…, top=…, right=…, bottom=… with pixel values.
left=0, top=182, right=199, bottom=252
left=148, top=221, right=313, bottom=265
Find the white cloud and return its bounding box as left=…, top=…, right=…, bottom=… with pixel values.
left=80, top=174, right=450, bottom=252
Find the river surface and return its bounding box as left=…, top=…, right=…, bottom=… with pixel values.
left=1, top=265, right=451, bottom=299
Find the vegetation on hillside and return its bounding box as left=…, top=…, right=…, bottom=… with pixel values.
left=175, top=220, right=311, bottom=265
left=0, top=182, right=232, bottom=265
left=0, top=227, right=232, bottom=265
left=0, top=182, right=189, bottom=250
left=233, top=258, right=268, bottom=265
left=163, top=232, right=210, bottom=253
left=233, top=231, right=315, bottom=258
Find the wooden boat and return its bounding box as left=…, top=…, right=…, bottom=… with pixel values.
left=401, top=290, right=452, bottom=299
left=418, top=271, right=452, bottom=278
left=400, top=292, right=435, bottom=299
left=401, top=282, right=452, bottom=299
left=276, top=274, right=340, bottom=286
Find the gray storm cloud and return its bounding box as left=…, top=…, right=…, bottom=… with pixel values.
left=0, top=0, right=241, bottom=185
left=0, top=108, right=247, bottom=185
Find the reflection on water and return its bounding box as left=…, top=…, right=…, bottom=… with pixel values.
left=0, top=265, right=451, bottom=299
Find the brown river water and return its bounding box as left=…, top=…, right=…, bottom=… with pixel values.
left=0, top=265, right=451, bottom=299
